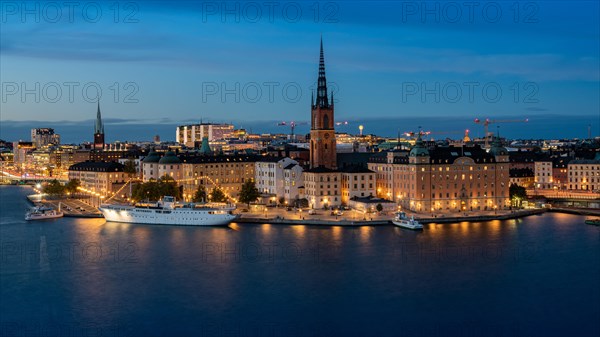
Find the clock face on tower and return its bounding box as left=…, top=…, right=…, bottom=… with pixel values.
left=324, top=133, right=330, bottom=139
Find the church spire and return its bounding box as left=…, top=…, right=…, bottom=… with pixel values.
left=316, top=36, right=329, bottom=108
left=95, top=101, right=104, bottom=134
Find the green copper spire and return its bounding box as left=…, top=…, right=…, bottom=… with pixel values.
left=199, top=136, right=212, bottom=155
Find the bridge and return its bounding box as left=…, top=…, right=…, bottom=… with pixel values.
left=0, top=169, right=68, bottom=184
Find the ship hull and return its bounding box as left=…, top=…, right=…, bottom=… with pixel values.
left=25, top=212, right=64, bottom=221
left=99, top=206, right=236, bottom=226
left=392, top=220, right=423, bottom=230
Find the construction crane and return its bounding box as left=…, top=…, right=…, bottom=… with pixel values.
left=277, top=121, right=308, bottom=140
left=404, top=130, right=463, bottom=139
left=474, top=118, right=529, bottom=147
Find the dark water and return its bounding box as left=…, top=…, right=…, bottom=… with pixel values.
left=1, top=186, right=599, bottom=337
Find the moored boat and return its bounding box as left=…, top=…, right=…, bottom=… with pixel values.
left=99, top=196, right=237, bottom=226
left=584, top=218, right=600, bottom=226
left=392, top=211, right=423, bottom=230
left=25, top=204, right=64, bottom=221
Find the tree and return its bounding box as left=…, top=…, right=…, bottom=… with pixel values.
left=158, top=175, right=181, bottom=199
left=210, top=187, right=228, bottom=203
left=510, top=183, right=527, bottom=208
left=296, top=198, right=309, bottom=208
left=376, top=203, right=383, bottom=212
left=239, top=181, right=260, bottom=207
left=131, top=175, right=181, bottom=202
left=278, top=196, right=286, bottom=206
left=193, top=185, right=207, bottom=203
left=124, top=159, right=137, bottom=177
left=64, top=179, right=80, bottom=195
left=43, top=179, right=65, bottom=197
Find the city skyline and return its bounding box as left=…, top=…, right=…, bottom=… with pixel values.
left=1, top=1, right=599, bottom=142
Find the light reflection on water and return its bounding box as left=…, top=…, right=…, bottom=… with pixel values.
left=1, top=186, right=599, bottom=337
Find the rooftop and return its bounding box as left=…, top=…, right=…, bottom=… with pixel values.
left=69, top=161, right=124, bottom=172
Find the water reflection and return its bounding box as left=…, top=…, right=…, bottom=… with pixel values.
left=331, top=226, right=342, bottom=240
left=358, top=226, right=371, bottom=244
left=292, top=225, right=306, bottom=240
left=3, top=187, right=599, bottom=337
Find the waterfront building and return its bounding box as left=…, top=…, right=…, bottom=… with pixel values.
left=368, top=134, right=510, bottom=212
left=68, top=161, right=126, bottom=198
left=568, top=157, right=600, bottom=191
left=255, top=157, right=303, bottom=203
left=181, top=155, right=258, bottom=201
left=30, top=128, right=60, bottom=148
left=303, top=167, right=341, bottom=209
left=340, top=166, right=376, bottom=204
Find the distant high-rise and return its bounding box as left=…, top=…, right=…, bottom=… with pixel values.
left=31, top=128, right=60, bottom=148
left=309, top=37, right=336, bottom=169
left=176, top=123, right=234, bottom=147
left=93, top=102, right=105, bottom=150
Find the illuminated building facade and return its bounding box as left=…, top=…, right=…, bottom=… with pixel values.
left=568, top=158, right=600, bottom=191
left=68, top=161, right=126, bottom=197
left=31, top=128, right=60, bottom=148
left=368, top=135, right=510, bottom=212
left=181, top=155, right=258, bottom=201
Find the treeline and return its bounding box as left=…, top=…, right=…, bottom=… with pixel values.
left=42, top=179, right=80, bottom=197
left=132, top=176, right=181, bottom=201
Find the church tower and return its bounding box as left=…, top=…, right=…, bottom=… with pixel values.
left=310, top=37, right=336, bottom=169
left=93, top=102, right=105, bottom=150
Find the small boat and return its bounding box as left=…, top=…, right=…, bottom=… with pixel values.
left=25, top=204, right=64, bottom=221
left=584, top=218, right=600, bottom=226
left=392, top=211, right=423, bottom=230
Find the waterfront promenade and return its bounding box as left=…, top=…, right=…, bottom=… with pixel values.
left=26, top=194, right=102, bottom=217
left=27, top=193, right=554, bottom=225
left=26, top=188, right=598, bottom=225
left=236, top=207, right=549, bottom=225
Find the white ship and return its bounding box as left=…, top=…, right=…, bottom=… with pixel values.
left=25, top=204, right=64, bottom=221
left=99, top=196, right=237, bottom=226
left=392, top=212, right=423, bottom=230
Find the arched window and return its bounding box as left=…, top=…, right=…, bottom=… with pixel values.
left=323, top=114, right=329, bottom=129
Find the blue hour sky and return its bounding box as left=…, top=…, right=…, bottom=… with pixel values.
left=1, top=1, right=599, bottom=142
